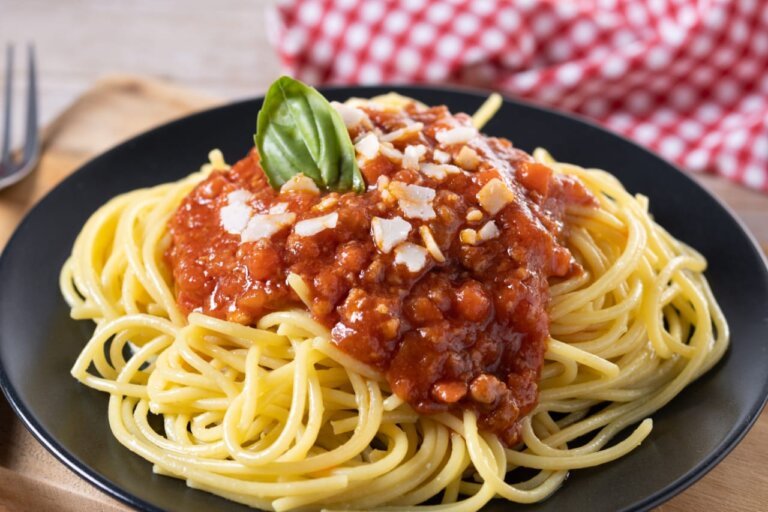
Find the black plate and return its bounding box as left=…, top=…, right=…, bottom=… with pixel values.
left=1, top=86, right=767, bottom=512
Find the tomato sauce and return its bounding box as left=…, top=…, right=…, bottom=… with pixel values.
left=167, top=102, right=594, bottom=445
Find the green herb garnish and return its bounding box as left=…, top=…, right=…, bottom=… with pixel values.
left=255, top=76, right=364, bottom=193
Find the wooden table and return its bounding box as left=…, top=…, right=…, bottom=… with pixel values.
left=0, top=74, right=766, bottom=511
left=0, top=0, right=281, bottom=144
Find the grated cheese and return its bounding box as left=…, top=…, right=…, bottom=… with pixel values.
left=269, top=202, right=289, bottom=214
left=478, top=221, right=500, bottom=241
left=389, top=181, right=436, bottom=220
left=419, top=226, right=445, bottom=263
left=374, top=176, right=393, bottom=203
left=460, top=229, right=478, bottom=245
left=380, top=122, right=424, bottom=142
left=402, top=144, right=427, bottom=170
left=220, top=189, right=253, bottom=234
left=436, top=126, right=477, bottom=145
left=220, top=190, right=297, bottom=242
left=241, top=213, right=296, bottom=242
left=477, top=178, right=515, bottom=216
left=355, top=133, right=380, bottom=160
left=226, top=189, right=252, bottom=204
left=466, top=208, right=484, bottom=222
left=220, top=201, right=252, bottom=235
left=433, top=149, right=451, bottom=164
left=455, top=146, right=480, bottom=171
left=420, top=163, right=462, bottom=181
left=281, top=174, right=320, bottom=195
left=419, top=163, right=446, bottom=181
left=314, top=196, right=339, bottom=211
left=331, top=101, right=366, bottom=128
left=372, top=216, right=412, bottom=253
left=394, top=243, right=428, bottom=273
left=294, top=212, right=339, bottom=236
left=379, top=142, right=403, bottom=163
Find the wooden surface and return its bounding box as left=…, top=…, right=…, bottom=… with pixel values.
left=0, top=75, right=766, bottom=511
left=0, top=76, right=219, bottom=512
left=1, top=0, right=281, bottom=146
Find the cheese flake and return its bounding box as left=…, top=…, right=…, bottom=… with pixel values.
left=419, top=226, right=446, bottom=263
left=380, top=122, right=424, bottom=142
left=241, top=213, right=296, bottom=242
left=295, top=212, right=339, bottom=237
left=455, top=146, right=480, bottom=171
left=478, top=221, right=500, bottom=241
left=420, top=163, right=446, bottom=180
left=466, top=208, right=484, bottom=222
left=355, top=132, right=380, bottom=160
left=281, top=174, right=320, bottom=195
left=379, top=142, right=403, bottom=163
left=389, top=181, right=436, bottom=220
left=376, top=175, right=396, bottom=202
left=477, top=178, right=515, bottom=216
left=420, top=163, right=461, bottom=180
left=226, top=189, right=252, bottom=204
left=372, top=216, right=412, bottom=254
left=269, top=202, right=289, bottom=214
left=460, top=229, right=478, bottom=245
left=220, top=201, right=252, bottom=235
left=394, top=243, right=428, bottom=273
left=402, top=144, right=427, bottom=170
left=433, top=149, right=451, bottom=164
left=331, top=101, right=366, bottom=128
left=314, top=195, right=339, bottom=211
left=436, top=126, right=478, bottom=145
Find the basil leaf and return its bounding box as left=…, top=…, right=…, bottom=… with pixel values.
left=255, top=76, right=365, bottom=193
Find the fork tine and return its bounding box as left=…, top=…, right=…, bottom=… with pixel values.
left=0, top=43, right=39, bottom=189
left=22, top=44, right=38, bottom=163
left=1, top=44, right=13, bottom=166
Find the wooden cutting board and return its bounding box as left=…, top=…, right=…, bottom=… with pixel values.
left=0, top=75, right=766, bottom=512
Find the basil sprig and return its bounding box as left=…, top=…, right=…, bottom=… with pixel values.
left=255, top=76, right=365, bottom=193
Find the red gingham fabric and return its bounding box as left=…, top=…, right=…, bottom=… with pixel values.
left=268, top=0, right=768, bottom=192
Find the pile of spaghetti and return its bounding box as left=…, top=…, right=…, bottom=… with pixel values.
left=61, top=83, right=728, bottom=511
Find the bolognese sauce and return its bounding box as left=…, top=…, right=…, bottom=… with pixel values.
left=167, top=101, right=594, bottom=445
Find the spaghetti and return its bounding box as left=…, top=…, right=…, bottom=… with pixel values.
left=62, top=94, right=728, bottom=511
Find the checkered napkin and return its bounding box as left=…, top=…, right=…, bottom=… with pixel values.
left=268, top=0, right=768, bottom=192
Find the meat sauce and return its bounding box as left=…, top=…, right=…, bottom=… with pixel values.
left=167, top=102, right=594, bottom=445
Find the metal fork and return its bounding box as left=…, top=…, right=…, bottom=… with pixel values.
left=0, top=44, right=39, bottom=190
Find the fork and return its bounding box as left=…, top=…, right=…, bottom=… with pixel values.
left=0, top=44, right=39, bottom=190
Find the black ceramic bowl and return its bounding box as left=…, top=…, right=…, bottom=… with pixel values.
left=1, top=86, right=767, bottom=512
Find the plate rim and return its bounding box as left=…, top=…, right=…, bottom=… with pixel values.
left=1, top=84, right=767, bottom=512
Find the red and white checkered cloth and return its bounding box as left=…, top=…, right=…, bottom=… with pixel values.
left=268, top=0, right=768, bottom=192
